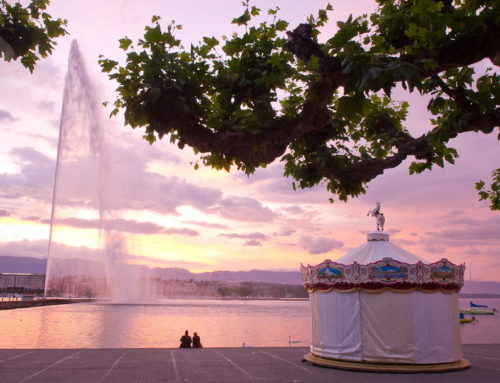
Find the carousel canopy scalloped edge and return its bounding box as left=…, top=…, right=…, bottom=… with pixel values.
left=301, top=258, right=465, bottom=293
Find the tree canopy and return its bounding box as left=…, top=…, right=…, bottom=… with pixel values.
left=0, top=0, right=67, bottom=72
left=100, top=0, right=499, bottom=205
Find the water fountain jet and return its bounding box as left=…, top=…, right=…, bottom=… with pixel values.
left=45, top=40, right=155, bottom=302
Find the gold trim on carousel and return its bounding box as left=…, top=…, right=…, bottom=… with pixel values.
left=308, top=286, right=458, bottom=294
left=303, top=353, right=471, bottom=373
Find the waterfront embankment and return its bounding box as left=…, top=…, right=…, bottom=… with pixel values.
left=0, top=298, right=92, bottom=310
left=0, top=345, right=498, bottom=382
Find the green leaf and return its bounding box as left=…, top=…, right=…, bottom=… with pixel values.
left=144, top=25, right=163, bottom=43
left=202, top=36, right=219, bottom=49
left=119, top=38, right=132, bottom=51
left=143, top=132, right=157, bottom=144
left=250, top=6, right=260, bottom=16
left=337, top=93, right=365, bottom=119
left=275, top=20, right=288, bottom=31
left=232, top=10, right=251, bottom=26
left=475, top=180, right=485, bottom=190
left=99, top=59, right=118, bottom=73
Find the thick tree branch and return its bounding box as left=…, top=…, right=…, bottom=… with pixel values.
left=103, top=2, right=499, bottom=205
left=319, top=109, right=500, bottom=187
left=176, top=12, right=498, bottom=169
left=431, top=75, right=474, bottom=112
left=431, top=9, right=500, bottom=72
left=178, top=23, right=346, bottom=167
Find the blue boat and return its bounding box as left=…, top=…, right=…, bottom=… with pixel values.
left=470, top=301, right=488, bottom=308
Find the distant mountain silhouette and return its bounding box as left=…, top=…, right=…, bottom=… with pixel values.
left=0, top=255, right=47, bottom=274
left=462, top=280, right=500, bottom=296
left=0, top=255, right=301, bottom=283
left=153, top=267, right=302, bottom=284
left=0, top=255, right=499, bottom=293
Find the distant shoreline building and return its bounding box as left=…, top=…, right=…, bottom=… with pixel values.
left=0, top=273, right=45, bottom=295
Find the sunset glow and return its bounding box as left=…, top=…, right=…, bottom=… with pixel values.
left=0, top=0, right=498, bottom=281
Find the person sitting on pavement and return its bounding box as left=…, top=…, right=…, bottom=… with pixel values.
left=192, top=332, right=203, bottom=348
left=179, top=330, right=192, bottom=348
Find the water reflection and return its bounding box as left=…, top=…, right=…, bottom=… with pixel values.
left=1, top=298, right=498, bottom=348
left=0, top=300, right=312, bottom=348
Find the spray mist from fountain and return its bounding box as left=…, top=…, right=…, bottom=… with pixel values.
left=45, top=40, right=155, bottom=302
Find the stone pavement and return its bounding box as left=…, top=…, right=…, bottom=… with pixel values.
left=0, top=345, right=498, bottom=383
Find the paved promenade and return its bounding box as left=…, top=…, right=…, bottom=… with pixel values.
left=0, top=345, right=498, bottom=383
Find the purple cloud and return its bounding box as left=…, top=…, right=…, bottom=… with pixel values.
left=422, top=217, right=500, bottom=245
left=232, top=163, right=284, bottom=184
left=421, top=244, right=447, bottom=254
left=0, top=239, right=49, bottom=258
left=446, top=217, right=481, bottom=226
left=235, top=163, right=329, bottom=204
left=299, top=236, right=344, bottom=255
left=37, top=100, right=57, bottom=113
left=365, top=133, right=498, bottom=209
left=121, top=253, right=208, bottom=269
left=0, top=144, right=223, bottom=216
left=213, top=196, right=275, bottom=222
left=0, top=147, right=55, bottom=204
left=258, top=174, right=329, bottom=203
left=244, top=239, right=262, bottom=246
left=218, top=232, right=269, bottom=241
left=393, top=238, right=417, bottom=247
left=54, top=217, right=166, bottom=234
left=0, top=109, right=17, bottom=122
left=100, top=144, right=220, bottom=213
left=1, top=192, right=22, bottom=199
left=386, top=228, right=401, bottom=235
left=51, top=217, right=200, bottom=236
left=0, top=209, right=10, bottom=217
left=162, top=228, right=199, bottom=236
left=21, top=216, right=43, bottom=222
left=276, top=227, right=296, bottom=237
left=183, top=220, right=229, bottom=229
left=281, top=205, right=304, bottom=215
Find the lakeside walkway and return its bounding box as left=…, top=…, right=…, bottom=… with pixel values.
left=0, top=345, right=499, bottom=382
left=0, top=299, right=92, bottom=310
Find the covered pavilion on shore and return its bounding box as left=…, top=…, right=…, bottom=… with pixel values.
left=301, top=230, right=469, bottom=372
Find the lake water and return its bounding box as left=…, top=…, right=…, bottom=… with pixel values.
left=0, top=298, right=498, bottom=348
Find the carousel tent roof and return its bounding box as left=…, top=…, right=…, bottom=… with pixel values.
left=335, top=231, right=428, bottom=264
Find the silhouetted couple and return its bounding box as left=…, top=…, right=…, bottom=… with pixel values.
left=179, top=330, right=202, bottom=348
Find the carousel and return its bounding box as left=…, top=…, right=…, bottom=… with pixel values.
left=301, top=203, right=470, bottom=372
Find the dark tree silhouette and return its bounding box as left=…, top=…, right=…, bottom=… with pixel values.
left=0, top=0, right=67, bottom=72
left=99, top=1, right=499, bottom=206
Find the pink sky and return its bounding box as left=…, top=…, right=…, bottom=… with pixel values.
left=0, top=1, right=498, bottom=280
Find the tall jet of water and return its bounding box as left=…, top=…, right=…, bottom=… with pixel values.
left=45, top=41, right=153, bottom=300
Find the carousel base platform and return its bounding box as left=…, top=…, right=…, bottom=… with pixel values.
left=303, top=353, right=471, bottom=373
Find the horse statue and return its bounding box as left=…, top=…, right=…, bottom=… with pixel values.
left=367, top=202, right=385, bottom=231
left=376, top=213, right=385, bottom=231
left=367, top=202, right=380, bottom=218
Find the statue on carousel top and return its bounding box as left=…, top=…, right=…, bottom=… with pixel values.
left=367, top=202, right=385, bottom=231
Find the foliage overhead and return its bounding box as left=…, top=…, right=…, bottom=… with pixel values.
left=476, top=169, right=500, bottom=211
left=100, top=0, right=499, bottom=204
left=0, top=0, right=67, bottom=72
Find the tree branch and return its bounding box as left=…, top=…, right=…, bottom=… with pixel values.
left=319, top=109, right=500, bottom=188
